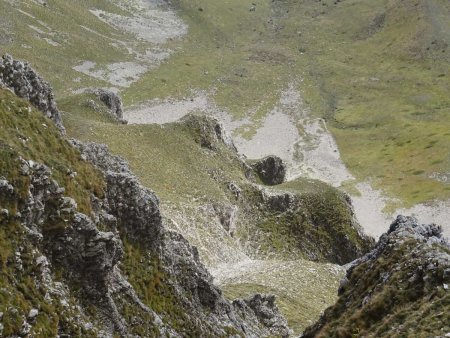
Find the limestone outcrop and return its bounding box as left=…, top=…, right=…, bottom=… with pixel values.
left=0, top=54, right=64, bottom=132
left=73, top=139, right=292, bottom=337
left=301, top=215, right=450, bottom=337
left=91, top=89, right=127, bottom=124
left=252, top=155, right=286, bottom=185
left=0, top=63, right=291, bottom=335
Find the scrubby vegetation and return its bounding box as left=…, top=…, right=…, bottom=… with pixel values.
left=302, top=217, right=450, bottom=337
left=249, top=178, right=372, bottom=263
left=0, top=89, right=105, bottom=214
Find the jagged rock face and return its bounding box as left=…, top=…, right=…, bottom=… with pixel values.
left=0, top=54, right=64, bottom=132
left=301, top=215, right=450, bottom=337
left=252, top=155, right=286, bottom=185
left=92, top=89, right=127, bottom=124
left=70, top=140, right=130, bottom=174
left=16, top=159, right=128, bottom=333
left=105, top=171, right=163, bottom=248
left=72, top=140, right=291, bottom=337
left=70, top=141, right=165, bottom=248
left=0, top=59, right=291, bottom=336
left=213, top=203, right=238, bottom=235
left=72, top=140, right=163, bottom=248
left=233, top=294, right=291, bottom=338
left=1, top=146, right=290, bottom=337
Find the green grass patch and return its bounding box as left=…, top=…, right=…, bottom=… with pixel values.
left=0, top=89, right=104, bottom=214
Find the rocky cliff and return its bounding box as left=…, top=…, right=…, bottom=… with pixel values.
left=0, top=58, right=292, bottom=336
left=302, top=215, right=450, bottom=337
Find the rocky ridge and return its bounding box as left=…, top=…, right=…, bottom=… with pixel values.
left=252, top=155, right=286, bottom=186
left=302, top=215, right=450, bottom=337
left=91, top=89, right=127, bottom=124
left=156, top=112, right=373, bottom=266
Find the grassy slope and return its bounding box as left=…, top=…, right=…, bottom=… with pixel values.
left=0, top=89, right=104, bottom=336
left=61, top=94, right=247, bottom=204
left=62, top=97, right=370, bottom=262
left=0, top=90, right=222, bottom=337
left=2, top=0, right=449, bottom=332
left=124, top=0, right=292, bottom=121
left=0, top=0, right=140, bottom=96
left=124, top=0, right=450, bottom=208
left=221, top=260, right=345, bottom=334
left=61, top=95, right=372, bottom=334
left=0, top=90, right=104, bottom=214
left=287, top=0, right=450, bottom=209
left=2, top=0, right=449, bottom=208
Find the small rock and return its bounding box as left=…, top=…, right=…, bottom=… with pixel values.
left=21, top=320, right=31, bottom=335
left=28, top=308, right=39, bottom=320
left=444, top=268, right=450, bottom=279
left=227, top=182, right=241, bottom=199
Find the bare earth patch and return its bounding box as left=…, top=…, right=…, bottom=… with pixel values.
left=72, top=0, right=187, bottom=88
left=73, top=61, right=148, bottom=88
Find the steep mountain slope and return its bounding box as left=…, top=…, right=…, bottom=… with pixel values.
left=0, top=55, right=374, bottom=336
left=0, top=65, right=293, bottom=336
left=60, top=72, right=373, bottom=334
left=1, top=0, right=449, bottom=336
left=302, top=216, right=450, bottom=337
left=63, top=99, right=372, bottom=265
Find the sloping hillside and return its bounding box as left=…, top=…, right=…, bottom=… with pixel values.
left=60, top=81, right=373, bottom=334
left=1, top=0, right=449, bottom=336
left=0, top=55, right=375, bottom=335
